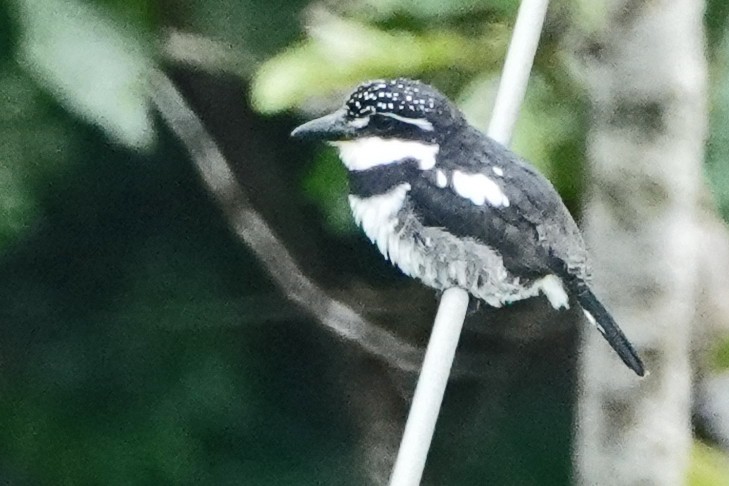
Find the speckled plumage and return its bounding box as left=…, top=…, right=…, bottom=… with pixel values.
left=345, top=79, right=439, bottom=118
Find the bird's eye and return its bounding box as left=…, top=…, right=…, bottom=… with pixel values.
left=372, top=114, right=398, bottom=130
left=372, top=112, right=435, bottom=132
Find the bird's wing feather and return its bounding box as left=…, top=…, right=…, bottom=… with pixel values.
left=409, top=139, right=584, bottom=277
left=410, top=149, right=646, bottom=376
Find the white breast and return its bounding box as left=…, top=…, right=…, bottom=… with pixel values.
left=347, top=183, right=570, bottom=311
left=333, top=137, right=439, bottom=171
left=348, top=183, right=412, bottom=263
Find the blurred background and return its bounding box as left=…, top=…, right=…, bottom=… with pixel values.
left=2, top=0, right=729, bottom=484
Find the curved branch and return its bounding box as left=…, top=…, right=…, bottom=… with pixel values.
left=149, top=71, right=425, bottom=372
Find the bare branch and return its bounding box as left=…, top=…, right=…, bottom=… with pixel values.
left=149, top=71, right=425, bottom=372
left=389, top=0, right=551, bottom=484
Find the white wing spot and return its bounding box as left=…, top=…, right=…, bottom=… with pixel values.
left=536, top=275, right=569, bottom=310
left=452, top=170, right=510, bottom=207
left=435, top=170, right=447, bottom=188
left=492, top=166, right=504, bottom=177
left=333, top=137, right=438, bottom=171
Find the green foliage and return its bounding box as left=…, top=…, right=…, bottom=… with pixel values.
left=689, top=442, right=729, bottom=486
left=94, top=0, right=159, bottom=31
left=569, top=0, right=609, bottom=37
left=355, top=0, right=518, bottom=21
left=707, top=28, right=729, bottom=218
left=13, top=0, right=155, bottom=150
left=182, top=0, right=311, bottom=59
left=0, top=71, right=41, bottom=246
left=251, top=11, right=508, bottom=114
left=1, top=0, right=367, bottom=482
left=0, top=122, right=363, bottom=484
left=301, top=149, right=354, bottom=234
left=706, top=0, right=729, bottom=55
left=3, top=0, right=729, bottom=483
left=255, top=4, right=590, bottom=224
left=458, top=71, right=587, bottom=205
left=0, top=66, right=75, bottom=248
left=711, top=331, right=729, bottom=371
left=0, top=1, right=17, bottom=63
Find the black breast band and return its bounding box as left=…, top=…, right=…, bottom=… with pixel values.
left=348, top=159, right=419, bottom=197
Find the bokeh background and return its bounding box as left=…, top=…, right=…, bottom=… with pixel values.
left=2, top=0, right=729, bottom=484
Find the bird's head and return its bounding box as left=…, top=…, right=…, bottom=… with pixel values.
left=291, top=78, right=465, bottom=143
left=291, top=79, right=466, bottom=171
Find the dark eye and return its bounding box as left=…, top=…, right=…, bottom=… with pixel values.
left=372, top=114, right=398, bottom=130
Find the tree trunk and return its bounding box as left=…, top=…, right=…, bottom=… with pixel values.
left=572, top=1, right=707, bottom=484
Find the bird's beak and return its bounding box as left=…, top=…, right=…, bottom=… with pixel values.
left=291, top=109, right=353, bottom=141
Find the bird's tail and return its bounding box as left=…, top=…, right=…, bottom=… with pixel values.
left=566, top=280, right=645, bottom=376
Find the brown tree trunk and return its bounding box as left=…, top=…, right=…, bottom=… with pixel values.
left=571, top=1, right=708, bottom=484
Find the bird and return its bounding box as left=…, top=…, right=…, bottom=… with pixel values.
left=291, top=78, right=645, bottom=376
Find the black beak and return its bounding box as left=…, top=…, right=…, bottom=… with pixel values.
left=290, top=109, right=353, bottom=141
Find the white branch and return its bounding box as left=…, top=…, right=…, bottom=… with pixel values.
left=388, top=288, right=468, bottom=486
left=487, top=0, right=550, bottom=146
left=389, top=1, right=551, bottom=484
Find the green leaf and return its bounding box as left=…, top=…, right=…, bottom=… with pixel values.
left=707, top=29, right=729, bottom=218
left=711, top=335, right=729, bottom=371
left=301, top=149, right=355, bottom=235
left=357, top=0, right=518, bottom=21
left=706, top=0, right=729, bottom=51
left=251, top=11, right=507, bottom=114
left=14, top=0, right=154, bottom=150
left=458, top=71, right=584, bottom=170
left=689, top=442, right=729, bottom=486
left=182, top=0, right=310, bottom=59
left=0, top=161, right=37, bottom=247
left=0, top=67, right=75, bottom=248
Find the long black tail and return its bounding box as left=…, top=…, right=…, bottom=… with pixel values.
left=566, top=279, right=645, bottom=376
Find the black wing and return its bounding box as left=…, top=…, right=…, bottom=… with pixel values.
left=417, top=132, right=645, bottom=375
left=410, top=139, right=583, bottom=278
